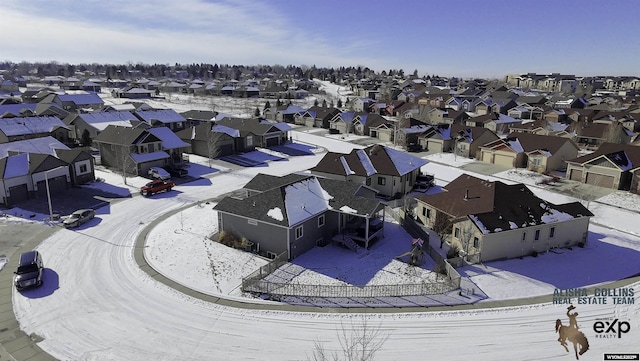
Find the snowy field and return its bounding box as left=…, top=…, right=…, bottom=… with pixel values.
left=6, top=87, right=640, bottom=360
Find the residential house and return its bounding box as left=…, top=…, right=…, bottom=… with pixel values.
left=310, top=144, right=428, bottom=198
left=51, top=92, right=105, bottom=112
left=64, top=111, right=138, bottom=144
left=0, top=153, right=71, bottom=206
left=478, top=132, right=579, bottom=172
left=55, top=148, right=96, bottom=185
left=351, top=97, right=376, bottom=112
left=146, top=127, right=191, bottom=165
left=0, top=116, right=70, bottom=144
left=352, top=113, right=388, bottom=137
left=570, top=122, right=632, bottom=150
left=93, top=125, right=180, bottom=177
left=566, top=143, right=640, bottom=193
left=450, top=125, right=500, bottom=159
left=329, top=112, right=357, bottom=134
left=293, top=106, right=341, bottom=128
left=509, top=119, right=571, bottom=137
left=417, top=124, right=453, bottom=153
left=0, top=136, right=69, bottom=158
left=180, top=110, right=217, bottom=127
left=395, top=119, right=430, bottom=147
left=111, top=87, right=155, bottom=99
left=465, top=112, right=521, bottom=135
left=176, top=122, right=238, bottom=158
left=213, top=173, right=385, bottom=259
left=133, top=109, right=188, bottom=132
left=216, top=117, right=290, bottom=150
left=414, top=174, right=592, bottom=263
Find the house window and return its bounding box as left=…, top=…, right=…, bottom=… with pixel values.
left=522, top=232, right=526, bottom=242
left=454, top=227, right=460, bottom=238
left=247, top=135, right=254, bottom=147
left=378, top=177, right=386, bottom=186
left=248, top=219, right=257, bottom=226
left=79, top=164, right=87, bottom=173
left=535, top=229, right=540, bottom=241
left=366, top=178, right=371, bottom=186
left=149, top=143, right=155, bottom=152
left=318, top=215, right=325, bottom=228
left=295, top=226, right=303, bottom=240
left=550, top=227, right=555, bottom=238
left=473, top=237, right=479, bottom=248
left=426, top=209, right=431, bottom=219
left=530, top=156, right=542, bottom=166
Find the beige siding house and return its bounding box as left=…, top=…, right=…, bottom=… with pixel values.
left=415, top=174, right=592, bottom=263
left=565, top=143, right=640, bottom=192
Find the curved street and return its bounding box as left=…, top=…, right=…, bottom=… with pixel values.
left=5, top=131, right=640, bottom=360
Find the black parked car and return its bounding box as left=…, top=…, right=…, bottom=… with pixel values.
left=14, top=250, right=44, bottom=291
left=167, top=166, right=188, bottom=178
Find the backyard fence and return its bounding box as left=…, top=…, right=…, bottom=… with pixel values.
left=243, top=278, right=456, bottom=298
left=388, top=207, right=462, bottom=290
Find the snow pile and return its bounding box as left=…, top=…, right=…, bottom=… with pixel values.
left=267, top=207, right=284, bottom=221
left=284, top=178, right=332, bottom=225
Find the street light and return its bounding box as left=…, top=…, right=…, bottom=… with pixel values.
left=44, top=169, right=54, bottom=221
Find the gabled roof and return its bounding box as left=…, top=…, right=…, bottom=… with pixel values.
left=0, top=136, right=69, bottom=158
left=566, top=143, right=640, bottom=171
left=450, top=124, right=498, bottom=143
left=69, top=111, right=137, bottom=130
left=416, top=174, right=592, bottom=234
left=504, top=132, right=577, bottom=154
left=0, top=153, right=29, bottom=178
left=214, top=174, right=381, bottom=227
left=146, top=127, right=190, bottom=149
left=217, top=117, right=283, bottom=136
left=134, top=109, right=187, bottom=125
left=55, top=148, right=93, bottom=163
left=93, top=125, right=147, bottom=145
left=0, top=116, right=68, bottom=136
left=0, top=103, right=38, bottom=117
left=57, top=93, right=104, bottom=105
left=311, top=144, right=428, bottom=177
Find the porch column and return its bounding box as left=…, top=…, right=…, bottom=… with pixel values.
left=365, top=216, right=370, bottom=249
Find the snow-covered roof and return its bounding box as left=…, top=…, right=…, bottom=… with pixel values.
left=146, top=127, right=190, bottom=149
left=2, top=153, right=29, bottom=178
left=0, top=116, right=68, bottom=136
left=283, top=177, right=333, bottom=226
left=130, top=151, right=170, bottom=163
left=384, top=146, right=428, bottom=176
left=356, top=149, right=378, bottom=176
left=0, top=136, right=69, bottom=158
left=211, top=125, right=240, bottom=138
left=135, top=109, right=186, bottom=124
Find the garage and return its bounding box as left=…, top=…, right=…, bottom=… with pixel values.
left=265, top=137, right=280, bottom=147
left=217, top=143, right=234, bottom=157
left=378, top=130, right=392, bottom=142
left=493, top=154, right=515, bottom=168
left=7, top=184, right=29, bottom=205
left=36, top=176, right=68, bottom=198
left=585, top=173, right=615, bottom=188
left=426, top=140, right=443, bottom=153
left=569, top=169, right=583, bottom=182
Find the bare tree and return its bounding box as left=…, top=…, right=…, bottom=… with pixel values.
left=432, top=211, right=452, bottom=249
left=206, top=125, right=225, bottom=168
left=116, top=146, right=134, bottom=185
left=308, top=318, right=390, bottom=361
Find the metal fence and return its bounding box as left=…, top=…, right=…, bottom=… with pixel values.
left=243, top=278, right=456, bottom=298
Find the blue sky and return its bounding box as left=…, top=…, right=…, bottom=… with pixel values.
left=1, top=0, right=639, bottom=78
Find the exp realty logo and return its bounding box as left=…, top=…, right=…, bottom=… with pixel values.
left=555, top=305, right=633, bottom=359
left=593, top=318, right=631, bottom=338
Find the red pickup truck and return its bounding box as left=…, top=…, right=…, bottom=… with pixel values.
left=140, top=179, right=175, bottom=196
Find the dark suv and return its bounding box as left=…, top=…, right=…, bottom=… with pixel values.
left=14, top=250, right=44, bottom=291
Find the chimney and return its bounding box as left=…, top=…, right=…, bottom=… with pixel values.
left=464, top=189, right=469, bottom=200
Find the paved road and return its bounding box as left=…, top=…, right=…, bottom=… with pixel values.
left=1, top=139, right=638, bottom=360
